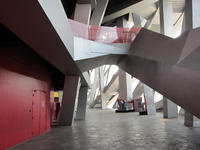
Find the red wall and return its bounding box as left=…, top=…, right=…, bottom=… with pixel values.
left=0, top=45, right=52, bottom=150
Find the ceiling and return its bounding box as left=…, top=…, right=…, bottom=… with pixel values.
left=61, top=0, right=185, bottom=23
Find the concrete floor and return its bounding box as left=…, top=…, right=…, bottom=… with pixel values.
left=10, top=109, right=200, bottom=150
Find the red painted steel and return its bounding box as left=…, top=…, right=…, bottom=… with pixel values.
left=0, top=46, right=52, bottom=150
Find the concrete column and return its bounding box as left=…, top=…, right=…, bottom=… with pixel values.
left=184, top=0, right=200, bottom=30
left=89, top=0, right=109, bottom=108
left=75, top=86, right=88, bottom=120
left=116, top=17, right=129, bottom=28
left=132, top=13, right=147, bottom=28
left=88, top=68, right=98, bottom=106
left=58, top=91, right=63, bottom=102
left=184, top=112, right=194, bottom=127
left=143, top=84, right=156, bottom=115
left=118, top=69, right=132, bottom=101
left=126, top=73, right=132, bottom=101
left=159, top=0, right=178, bottom=118
left=74, top=4, right=91, bottom=24
left=163, top=97, right=178, bottom=118
left=159, top=0, right=174, bottom=37
left=117, top=17, right=133, bottom=102
left=183, top=0, right=200, bottom=127
left=119, top=69, right=128, bottom=100
left=74, top=3, right=91, bottom=120
left=90, top=0, right=109, bottom=26
left=58, top=76, right=81, bottom=126
left=132, top=13, right=142, bottom=27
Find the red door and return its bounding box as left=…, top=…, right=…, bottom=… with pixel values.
left=32, top=91, right=40, bottom=137
left=32, top=90, right=47, bottom=136
left=39, top=92, right=47, bottom=134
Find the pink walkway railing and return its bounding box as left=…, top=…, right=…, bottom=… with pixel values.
left=69, top=19, right=141, bottom=44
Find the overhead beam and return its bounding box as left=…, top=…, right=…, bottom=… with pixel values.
left=145, top=8, right=159, bottom=29
left=77, top=0, right=97, bottom=9
left=103, top=0, right=158, bottom=23
left=0, top=0, right=81, bottom=76
left=90, top=0, right=109, bottom=26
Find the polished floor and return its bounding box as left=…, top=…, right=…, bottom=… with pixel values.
left=10, top=109, right=200, bottom=150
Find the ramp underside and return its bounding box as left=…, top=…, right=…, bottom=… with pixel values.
left=118, top=28, right=200, bottom=118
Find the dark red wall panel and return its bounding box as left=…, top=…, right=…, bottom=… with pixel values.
left=0, top=45, right=52, bottom=150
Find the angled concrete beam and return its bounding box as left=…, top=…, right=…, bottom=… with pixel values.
left=90, top=67, right=118, bottom=108
left=103, top=0, right=158, bottom=23
left=132, top=13, right=142, bottom=27
left=105, top=65, right=111, bottom=85
left=90, top=71, right=119, bottom=108
left=104, top=72, right=119, bottom=94
left=58, top=76, right=81, bottom=126
left=174, top=13, right=184, bottom=37
left=132, top=13, right=147, bottom=28
left=107, top=94, right=119, bottom=109
left=90, top=0, right=109, bottom=25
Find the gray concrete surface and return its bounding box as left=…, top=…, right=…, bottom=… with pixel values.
left=10, top=110, right=200, bottom=150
